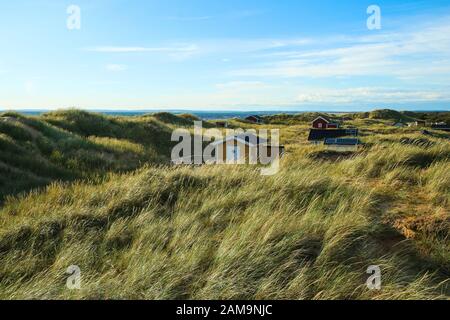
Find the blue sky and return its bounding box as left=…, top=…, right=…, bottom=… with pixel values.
left=1, top=0, right=450, bottom=111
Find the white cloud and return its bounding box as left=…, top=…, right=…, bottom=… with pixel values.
left=296, top=87, right=450, bottom=104
left=61, top=15, right=450, bottom=109
left=86, top=45, right=199, bottom=53
left=84, top=39, right=312, bottom=57
left=215, top=81, right=270, bottom=91
left=85, top=44, right=201, bottom=61
left=143, top=83, right=450, bottom=109
left=231, top=18, right=450, bottom=79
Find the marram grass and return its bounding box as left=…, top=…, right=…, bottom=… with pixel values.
left=0, top=110, right=448, bottom=300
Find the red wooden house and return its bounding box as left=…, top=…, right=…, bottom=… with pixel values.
left=312, top=116, right=339, bottom=129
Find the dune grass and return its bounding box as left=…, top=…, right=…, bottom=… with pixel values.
left=0, top=110, right=192, bottom=202
left=0, top=110, right=448, bottom=300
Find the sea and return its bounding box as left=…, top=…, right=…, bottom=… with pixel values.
left=4, top=110, right=347, bottom=120
left=5, top=109, right=447, bottom=120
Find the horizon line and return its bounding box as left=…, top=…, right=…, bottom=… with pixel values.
left=1, top=108, right=449, bottom=114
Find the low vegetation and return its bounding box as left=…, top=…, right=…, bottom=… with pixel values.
left=0, top=110, right=195, bottom=202
left=0, top=109, right=448, bottom=299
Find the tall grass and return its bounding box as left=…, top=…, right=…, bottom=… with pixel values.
left=0, top=110, right=448, bottom=299
left=0, top=157, right=448, bottom=299
left=0, top=110, right=182, bottom=201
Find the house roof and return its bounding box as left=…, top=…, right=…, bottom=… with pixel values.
left=312, top=115, right=331, bottom=123
left=212, top=133, right=268, bottom=147
left=308, top=129, right=358, bottom=141
left=324, top=138, right=360, bottom=146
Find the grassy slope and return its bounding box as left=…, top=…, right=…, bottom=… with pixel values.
left=0, top=110, right=195, bottom=202
left=0, top=110, right=449, bottom=299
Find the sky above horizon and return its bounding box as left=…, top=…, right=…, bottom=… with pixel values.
left=1, top=0, right=450, bottom=111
